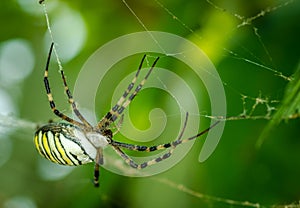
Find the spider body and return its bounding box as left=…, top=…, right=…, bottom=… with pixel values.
left=34, top=122, right=111, bottom=166
left=34, top=42, right=220, bottom=187
left=35, top=123, right=92, bottom=165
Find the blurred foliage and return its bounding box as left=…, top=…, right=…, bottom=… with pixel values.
left=0, top=0, right=300, bottom=208
left=258, top=62, right=300, bottom=147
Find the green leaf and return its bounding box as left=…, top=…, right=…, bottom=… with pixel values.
left=257, top=61, right=300, bottom=147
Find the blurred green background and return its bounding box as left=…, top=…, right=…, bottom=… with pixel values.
left=1, top=0, right=300, bottom=207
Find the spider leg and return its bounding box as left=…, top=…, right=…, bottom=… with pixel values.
left=177, top=112, right=189, bottom=141
left=93, top=148, right=104, bottom=187
left=96, top=55, right=145, bottom=129
left=97, top=55, right=159, bottom=130
left=46, top=43, right=92, bottom=127
left=115, top=57, right=160, bottom=116
left=111, top=112, right=189, bottom=151
left=112, top=145, right=174, bottom=169
left=93, top=163, right=100, bottom=187
left=113, top=114, right=124, bottom=136
left=111, top=117, right=220, bottom=169
left=43, top=43, right=87, bottom=128
left=111, top=115, right=220, bottom=152
left=60, top=64, right=92, bottom=127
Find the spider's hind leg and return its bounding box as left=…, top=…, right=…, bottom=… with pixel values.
left=111, top=112, right=220, bottom=170
left=112, top=145, right=173, bottom=170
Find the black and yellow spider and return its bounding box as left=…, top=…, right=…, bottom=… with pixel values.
left=34, top=42, right=220, bottom=187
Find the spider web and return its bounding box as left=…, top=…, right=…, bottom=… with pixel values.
left=0, top=1, right=298, bottom=208
left=116, top=0, right=300, bottom=207
left=37, top=0, right=299, bottom=207
left=128, top=0, right=299, bottom=134
left=121, top=0, right=295, bottom=122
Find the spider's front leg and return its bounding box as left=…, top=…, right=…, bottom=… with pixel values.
left=97, top=55, right=159, bottom=131
left=43, top=42, right=92, bottom=128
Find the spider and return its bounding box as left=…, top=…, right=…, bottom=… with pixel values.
left=34, top=42, right=220, bottom=187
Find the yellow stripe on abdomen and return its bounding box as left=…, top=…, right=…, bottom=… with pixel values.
left=41, top=132, right=58, bottom=163
left=54, top=134, right=75, bottom=165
